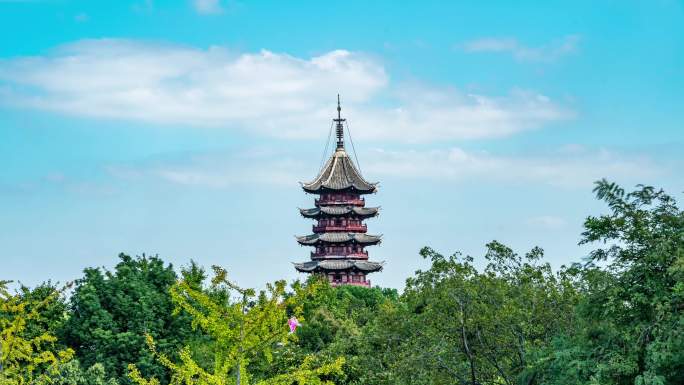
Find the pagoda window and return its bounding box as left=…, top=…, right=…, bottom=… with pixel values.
left=352, top=275, right=360, bottom=282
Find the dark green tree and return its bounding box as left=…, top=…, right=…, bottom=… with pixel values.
left=293, top=280, right=399, bottom=384
left=62, top=254, right=194, bottom=384
left=381, top=243, right=578, bottom=385
left=535, top=181, right=684, bottom=385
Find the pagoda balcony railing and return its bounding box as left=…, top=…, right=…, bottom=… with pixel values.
left=313, top=224, right=367, bottom=233
left=311, top=251, right=368, bottom=259
left=331, top=280, right=370, bottom=287
left=315, top=197, right=365, bottom=206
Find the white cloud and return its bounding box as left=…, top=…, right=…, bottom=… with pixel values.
left=364, top=146, right=664, bottom=188
left=352, top=86, right=571, bottom=142
left=107, top=149, right=308, bottom=189
left=193, top=0, right=222, bottom=14
left=106, top=145, right=667, bottom=191
left=0, top=39, right=571, bottom=142
left=462, top=35, right=580, bottom=62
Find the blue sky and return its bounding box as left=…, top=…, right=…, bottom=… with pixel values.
left=1, top=0, right=683, bottom=290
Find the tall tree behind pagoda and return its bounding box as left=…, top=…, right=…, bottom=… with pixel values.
left=295, top=96, right=384, bottom=287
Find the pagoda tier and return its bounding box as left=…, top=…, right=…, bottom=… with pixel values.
left=299, top=206, right=380, bottom=219
left=293, top=96, right=384, bottom=287
left=297, top=232, right=381, bottom=246
left=294, top=260, right=383, bottom=273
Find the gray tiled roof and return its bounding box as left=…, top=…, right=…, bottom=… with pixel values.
left=296, top=232, right=382, bottom=246
left=302, top=149, right=377, bottom=193
left=293, top=260, right=384, bottom=272
left=299, top=206, right=379, bottom=218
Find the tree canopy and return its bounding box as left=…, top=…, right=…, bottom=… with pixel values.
left=0, top=281, right=73, bottom=385
left=2, top=180, right=682, bottom=385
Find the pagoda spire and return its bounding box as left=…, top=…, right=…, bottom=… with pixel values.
left=334, top=94, right=346, bottom=150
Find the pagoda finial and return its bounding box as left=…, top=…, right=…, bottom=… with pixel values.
left=334, top=94, right=346, bottom=150
left=337, top=94, right=341, bottom=119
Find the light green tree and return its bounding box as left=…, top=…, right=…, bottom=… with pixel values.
left=39, top=360, right=119, bottom=385
left=128, top=267, right=343, bottom=385
left=0, top=281, right=74, bottom=385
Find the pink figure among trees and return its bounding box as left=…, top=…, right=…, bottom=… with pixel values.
left=288, top=317, right=301, bottom=333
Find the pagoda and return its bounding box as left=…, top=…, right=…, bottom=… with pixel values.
left=294, top=96, right=383, bottom=287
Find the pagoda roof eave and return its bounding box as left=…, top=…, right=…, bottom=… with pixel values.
left=299, top=206, right=380, bottom=218
left=293, top=260, right=384, bottom=273
left=301, top=184, right=378, bottom=195
left=296, top=233, right=382, bottom=246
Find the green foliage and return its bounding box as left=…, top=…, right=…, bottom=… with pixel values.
left=287, top=279, right=399, bottom=385
left=281, top=247, right=578, bottom=385
left=0, top=281, right=74, bottom=385
left=62, top=254, right=194, bottom=385
left=41, top=359, right=119, bottom=385
left=14, top=282, right=69, bottom=347
left=128, top=266, right=344, bottom=385
left=381, top=243, right=576, bottom=385
left=3, top=179, right=681, bottom=385
left=532, top=180, right=684, bottom=385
